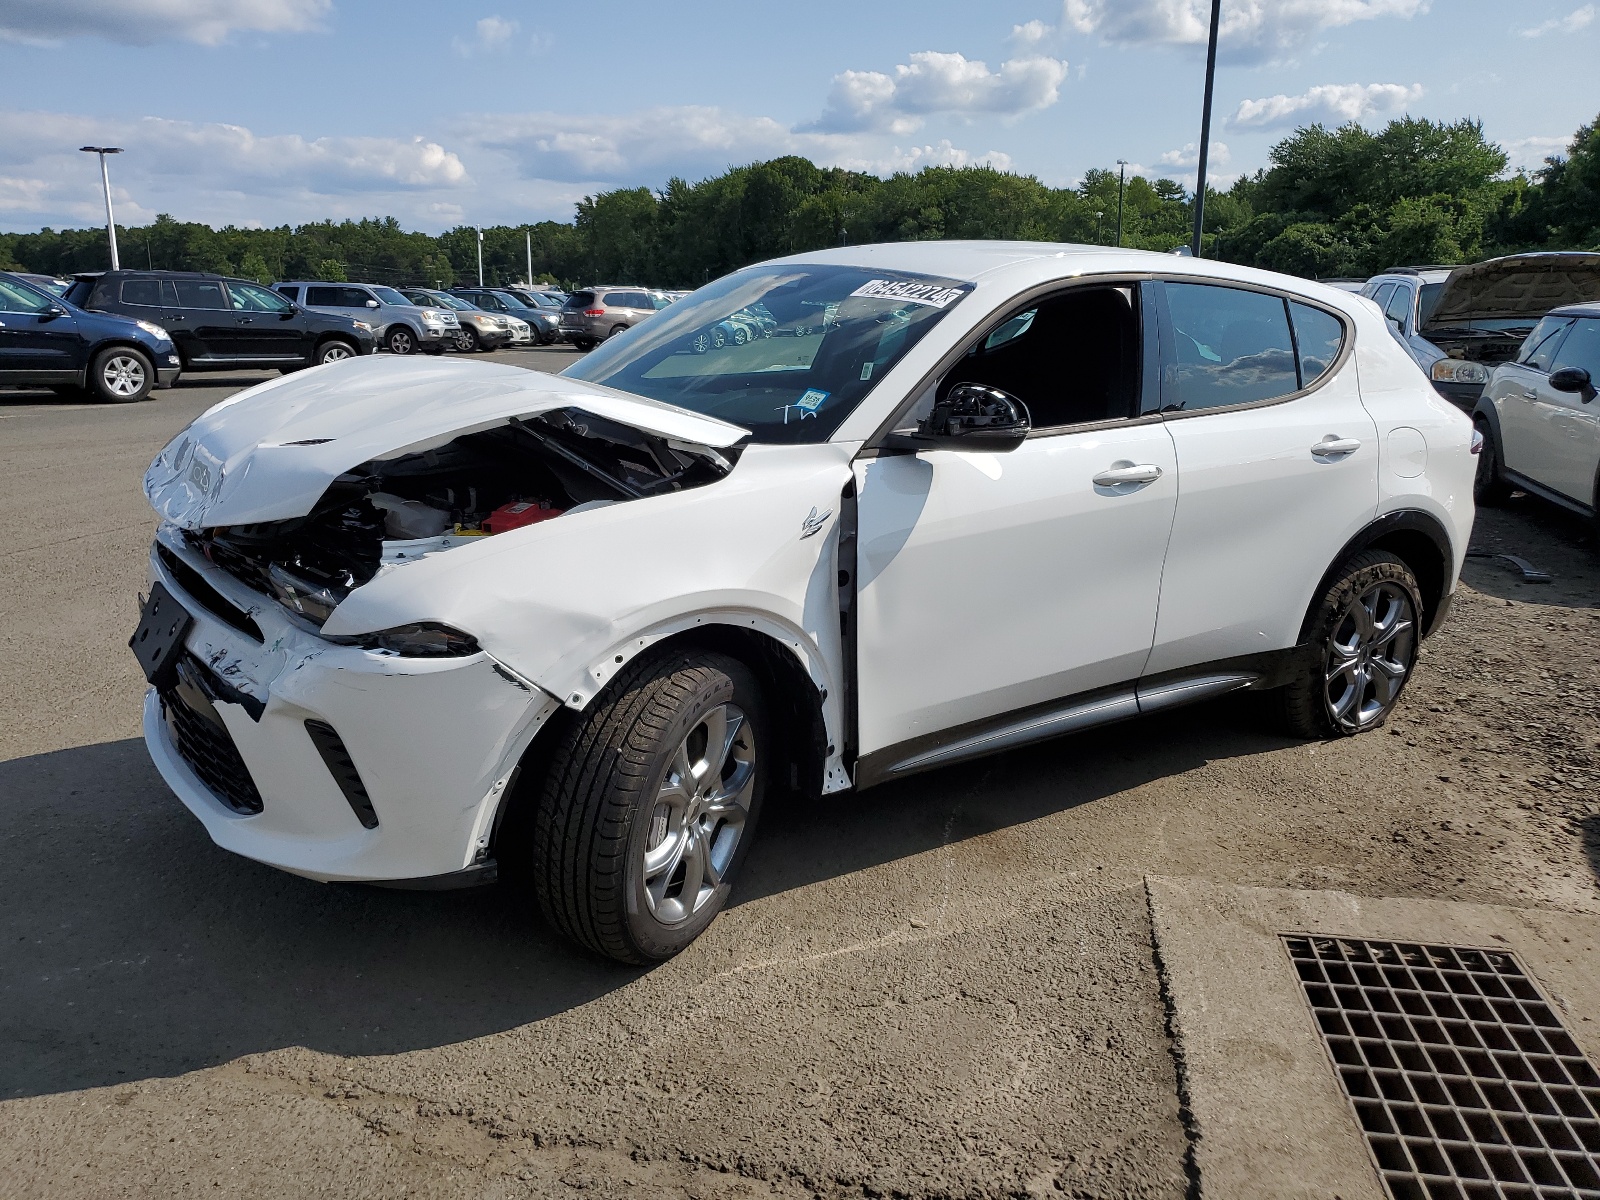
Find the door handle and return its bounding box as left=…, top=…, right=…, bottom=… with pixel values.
left=167, top=314, right=186, bottom=321
left=237, top=317, right=254, bottom=325
left=1092, top=463, right=1164, bottom=486
left=1520, top=389, right=1538, bottom=401
left=1312, top=437, right=1362, bottom=457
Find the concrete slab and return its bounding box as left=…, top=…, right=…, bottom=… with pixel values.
left=1145, top=877, right=1600, bottom=1200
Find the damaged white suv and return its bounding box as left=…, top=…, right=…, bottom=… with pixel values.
left=134, top=243, right=1476, bottom=963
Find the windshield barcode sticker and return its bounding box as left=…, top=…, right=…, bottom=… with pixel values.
left=848, top=279, right=966, bottom=308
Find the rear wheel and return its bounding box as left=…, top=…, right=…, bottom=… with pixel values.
left=88, top=347, right=153, bottom=403
left=1273, top=551, right=1422, bottom=739
left=386, top=326, right=416, bottom=355
left=608, top=323, right=629, bottom=340
left=1473, top=418, right=1512, bottom=506
left=571, top=337, right=596, bottom=351
left=314, top=339, right=358, bottom=366
left=532, top=649, right=766, bottom=964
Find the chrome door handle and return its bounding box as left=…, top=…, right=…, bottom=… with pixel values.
left=1092, top=463, right=1163, bottom=486
left=1520, top=389, right=1538, bottom=401
left=237, top=317, right=254, bottom=324
left=1312, top=437, right=1362, bottom=456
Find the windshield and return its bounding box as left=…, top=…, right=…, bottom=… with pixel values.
left=429, top=292, right=476, bottom=311
left=1418, top=282, right=1445, bottom=327
left=562, top=265, right=970, bottom=443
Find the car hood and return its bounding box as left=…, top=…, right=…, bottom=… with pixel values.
left=1424, top=253, right=1600, bottom=328
left=144, top=355, right=751, bottom=529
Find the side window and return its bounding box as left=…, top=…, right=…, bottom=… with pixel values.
left=306, top=286, right=340, bottom=306
left=276, top=285, right=300, bottom=301
left=1160, top=282, right=1299, bottom=411
left=1549, top=318, right=1600, bottom=380
left=172, top=279, right=227, bottom=309
left=0, top=278, right=52, bottom=313
left=1290, top=302, right=1346, bottom=387
left=1519, top=317, right=1574, bottom=372
left=1368, top=282, right=1397, bottom=311
left=228, top=282, right=293, bottom=312
left=121, top=280, right=163, bottom=306
left=161, top=281, right=182, bottom=307
left=1383, top=285, right=1413, bottom=329
left=341, top=287, right=374, bottom=307
left=935, top=284, right=1140, bottom=430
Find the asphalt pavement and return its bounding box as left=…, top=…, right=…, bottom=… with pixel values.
left=2, top=350, right=1598, bottom=1198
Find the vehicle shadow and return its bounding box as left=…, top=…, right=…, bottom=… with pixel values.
left=1, top=700, right=1290, bottom=1101
left=1463, top=498, right=1598, bottom=609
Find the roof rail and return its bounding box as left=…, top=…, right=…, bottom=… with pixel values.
left=1381, top=264, right=1459, bottom=275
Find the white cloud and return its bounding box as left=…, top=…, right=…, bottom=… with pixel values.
left=1159, top=141, right=1230, bottom=169
left=1518, top=4, right=1594, bottom=36
left=843, top=140, right=1015, bottom=175
left=1009, top=18, right=1055, bottom=47
left=454, top=14, right=518, bottom=56
left=1228, top=82, right=1424, bottom=130
left=1503, top=135, right=1571, bottom=172
left=1062, top=0, right=1428, bottom=63
left=810, top=51, right=1069, bottom=133
left=0, top=0, right=328, bottom=47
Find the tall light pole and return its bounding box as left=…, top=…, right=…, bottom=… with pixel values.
left=525, top=228, right=533, bottom=287
left=1190, top=0, right=1222, bottom=258
left=475, top=225, right=484, bottom=286
left=1115, top=160, right=1128, bottom=247
left=80, top=146, right=123, bottom=270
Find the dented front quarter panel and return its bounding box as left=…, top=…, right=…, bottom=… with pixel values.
left=322, top=441, right=858, bottom=790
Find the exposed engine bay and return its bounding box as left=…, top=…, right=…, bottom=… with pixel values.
left=187, top=408, right=736, bottom=625
left=1421, top=326, right=1533, bottom=367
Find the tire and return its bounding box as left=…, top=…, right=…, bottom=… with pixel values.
left=314, top=339, right=358, bottom=366
left=533, top=649, right=767, bottom=965
left=732, top=325, right=751, bottom=346
left=1473, top=418, right=1512, bottom=507
left=456, top=327, right=480, bottom=353
left=608, top=323, right=629, bottom=340
left=572, top=337, right=596, bottom=351
left=87, top=346, right=153, bottom=403
left=711, top=326, right=727, bottom=349
left=1274, top=551, right=1423, bottom=740
left=690, top=331, right=711, bottom=354
left=386, top=326, right=416, bottom=355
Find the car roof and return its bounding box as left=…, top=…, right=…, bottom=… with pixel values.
left=71, top=269, right=229, bottom=281
left=1549, top=303, right=1600, bottom=318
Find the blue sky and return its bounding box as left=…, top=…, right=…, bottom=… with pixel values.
left=1, top=0, right=1595, bottom=234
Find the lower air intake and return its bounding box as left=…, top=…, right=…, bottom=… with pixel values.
left=304, top=719, right=379, bottom=829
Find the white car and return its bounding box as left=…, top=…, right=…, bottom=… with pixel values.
left=1474, top=302, right=1600, bottom=528
left=133, top=242, right=1476, bottom=963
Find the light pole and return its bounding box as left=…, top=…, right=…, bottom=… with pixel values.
left=1191, top=0, right=1222, bottom=258
left=1094, top=210, right=1104, bottom=244
left=1115, top=160, right=1128, bottom=247
left=475, top=225, right=484, bottom=286
left=525, top=228, right=533, bottom=287
left=80, top=146, right=123, bottom=270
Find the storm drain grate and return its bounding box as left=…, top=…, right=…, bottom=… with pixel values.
left=1284, top=935, right=1600, bottom=1199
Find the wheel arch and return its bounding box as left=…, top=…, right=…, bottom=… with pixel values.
left=86, top=337, right=157, bottom=380
left=1299, top=509, right=1456, bottom=642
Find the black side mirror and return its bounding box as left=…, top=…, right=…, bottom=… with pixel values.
left=39, top=305, right=66, bottom=322
left=1549, top=365, right=1592, bottom=395
left=883, top=383, right=1031, bottom=453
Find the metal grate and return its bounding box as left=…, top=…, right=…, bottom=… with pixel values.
left=1285, top=935, right=1600, bottom=1199
left=160, top=663, right=264, bottom=816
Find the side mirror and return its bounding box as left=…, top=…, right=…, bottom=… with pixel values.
left=1549, top=365, right=1592, bottom=394
left=40, top=305, right=67, bottom=322
left=365, top=298, right=380, bottom=308
left=883, top=383, right=1031, bottom=454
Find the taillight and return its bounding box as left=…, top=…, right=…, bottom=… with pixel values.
left=583, top=308, right=605, bottom=317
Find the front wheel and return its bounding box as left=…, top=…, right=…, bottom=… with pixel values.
left=532, top=650, right=766, bottom=964
left=1473, top=418, right=1512, bottom=506
left=88, top=347, right=153, bottom=403
left=1274, top=551, right=1422, bottom=739
left=386, top=326, right=416, bottom=355
left=455, top=327, right=480, bottom=353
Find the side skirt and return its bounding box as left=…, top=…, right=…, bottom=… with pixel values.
left=1500, top=467, right=1596, bottom=519
left=852, top=649, right=1301, bottom=791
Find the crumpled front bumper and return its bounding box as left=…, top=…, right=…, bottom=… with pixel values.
left=140, top=529, right=560, bottom=883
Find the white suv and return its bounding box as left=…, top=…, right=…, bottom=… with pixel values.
left=134, top=243, right=1475, bottom=963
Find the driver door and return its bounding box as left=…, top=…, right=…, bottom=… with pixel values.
left=852, top=282, right=1179, bottom=762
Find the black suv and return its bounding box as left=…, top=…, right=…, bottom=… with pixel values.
left=63, top=271, right=375, bottom=373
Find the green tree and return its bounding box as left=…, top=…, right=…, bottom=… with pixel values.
left=314, top=258, right=348, bottom=281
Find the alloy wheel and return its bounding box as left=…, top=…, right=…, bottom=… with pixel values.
left=102, top=354, right=146, bottom=397
left=322, top=343, right=354, bottom=362
left=641, top=703, right=755, bottom=926
left=389, top=328, right=413, bottom=354
left=1323, top=581, right=1416, bottom=732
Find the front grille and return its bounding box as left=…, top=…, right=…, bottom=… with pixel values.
left=160, top=661, right=264, bottom=815
left=157, top=544, right=263, bottom=642
left=1287, top=935, right=1600, bottom=1199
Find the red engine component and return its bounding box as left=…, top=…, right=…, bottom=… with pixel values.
left=482, top=499, right=563, bottom=533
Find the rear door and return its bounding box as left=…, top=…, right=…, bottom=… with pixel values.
left=166, top=278, right=237, bottom=360
left=1538, top=316, right=1600, bottom=505
left=1145, top=280, right=1378, bottom=675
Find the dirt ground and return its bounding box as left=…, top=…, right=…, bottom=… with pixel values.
left=2, top=364, right=1597, bottom=1198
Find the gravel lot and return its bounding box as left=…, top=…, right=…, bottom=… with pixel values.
left=2, top=352, right=1597, bottom=1198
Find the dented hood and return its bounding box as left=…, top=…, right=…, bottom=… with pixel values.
left=144, top=356, right=751, bottom=529
left=1424, top=252, right=1600, bottom=328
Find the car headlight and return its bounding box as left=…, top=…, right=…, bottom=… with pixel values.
left=1431, top=359, right=1489, bottom=385
left=325, top=622, right=481, bottom=657
left=353, top=320, right=374, bottom=333
left=135, top=319, right=171, bottom=341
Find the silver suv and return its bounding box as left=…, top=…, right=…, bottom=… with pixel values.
left=559, top=287, right=666, bottom=351
left=275, top=281, right=457, bottom=355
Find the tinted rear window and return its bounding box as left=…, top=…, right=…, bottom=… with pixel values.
left=276, top=285, right=300, bottom=300
left=565, top=291, right=595, bottom=309
left=1161, top=282, right=1300, bottom=410
left=173, top=279, right=227, bottom=309
left=121, top=279, right=163, bottom=306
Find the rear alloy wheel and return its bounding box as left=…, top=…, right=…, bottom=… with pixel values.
left=315, top=339, right=357, bottom=366
left=608, top=323, right=629, bottom=340
left=1473, top=419, right=1511, bottom=506
left=386, top=326, right=416, bottom=355
left=532, top=650, right=765, bottom=964
left=571, top=337, right=596, bottom=351
left=1275, top=551, right=1421, bottom=739
left=89, top=347, right=153, bottom=403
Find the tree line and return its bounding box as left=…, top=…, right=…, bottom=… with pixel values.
left=3, top=112, right=1596, bottom=291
